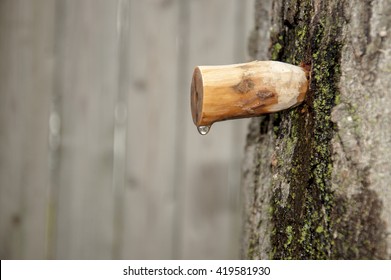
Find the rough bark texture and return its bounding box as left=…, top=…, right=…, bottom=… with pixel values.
left=242, top=0, right=391, bottom=259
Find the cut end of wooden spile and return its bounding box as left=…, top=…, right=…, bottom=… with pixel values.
left=190, top=60, right=309, bottom=135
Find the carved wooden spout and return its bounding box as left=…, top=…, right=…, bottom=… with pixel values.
left=191, top=61, right=309, bottom=134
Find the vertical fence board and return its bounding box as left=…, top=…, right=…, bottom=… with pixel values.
left=0, top=0, right=55, bottom=259
left=120, top=0, right=180, bottom=259
left=53, top=0, right=119, bottom=259
left=181, top=0, right=238, bottom=259
left=179, top=0, right=254, bottom=259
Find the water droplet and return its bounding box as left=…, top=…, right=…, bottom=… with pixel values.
left=197, top=125, right=210, bottom=135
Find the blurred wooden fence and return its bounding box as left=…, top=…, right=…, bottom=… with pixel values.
left=0, top=0, right=253, bottom=259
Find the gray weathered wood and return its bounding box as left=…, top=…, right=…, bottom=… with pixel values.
left=52, top=0, right=118, bottom=259
left=0, top=0, right=254, bottom=259
left=120, top=0, right=180, bottom=259
left=180, top=0, right=253, bottom=259
left=0, top=0, right=55, bottom=259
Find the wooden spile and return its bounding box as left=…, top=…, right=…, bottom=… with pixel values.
left=191, top=61, right=309, bottom=134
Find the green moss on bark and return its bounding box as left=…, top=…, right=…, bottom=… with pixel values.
left=245, top=0, right=388, bottom=260
left=267, top=0, right=345, bottom=259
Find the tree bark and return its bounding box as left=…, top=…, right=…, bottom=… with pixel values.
left=242, top=0, right=391, bottom=259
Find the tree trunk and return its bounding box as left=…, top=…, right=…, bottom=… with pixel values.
left=242, top=0, right=391, bottom=259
